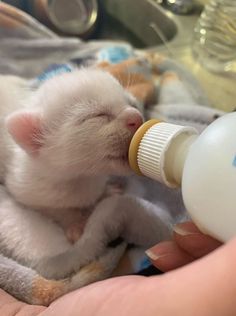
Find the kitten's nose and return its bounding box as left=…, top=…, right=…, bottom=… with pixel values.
left=122, top=108, right=143, bottom=133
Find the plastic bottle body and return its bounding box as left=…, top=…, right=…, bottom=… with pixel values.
left=182, top=113, right=236, bottom=242
left=129, top=113, right=236, bottom=242
left=192, top=0, right=236, bottom=77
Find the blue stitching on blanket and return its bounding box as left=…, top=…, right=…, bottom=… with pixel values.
left=37, top=64, right=75, bottom=83
left=138, top=256, right=152, bottom=271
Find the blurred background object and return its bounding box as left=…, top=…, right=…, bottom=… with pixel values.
left=161, top=0, right=197, bottom=15
left=1, top=0, right=235, bottom=110
left=2, top=0, right=99, bottom=38
left=192, top=0, right=236, bottom=77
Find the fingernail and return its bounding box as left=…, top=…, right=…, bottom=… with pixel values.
left=145, top=248, right=167, bottom=261
left=173, top=223, right=201, bottom=236
left=145, top=249, right=158, bottom=261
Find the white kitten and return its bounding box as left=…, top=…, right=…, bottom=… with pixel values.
left=0, top=69, right=172, bottom=303
left=1, top=69, right=142, bottom=223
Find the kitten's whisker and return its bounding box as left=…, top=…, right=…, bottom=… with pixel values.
left=124, top=64, right=132, bottom=90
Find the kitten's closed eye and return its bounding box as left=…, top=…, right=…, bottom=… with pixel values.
left=80, top=112, right=111, bottom=123
left=96, top=113, right=109, bottom=118
left=95, top=112, right=113, bottom=122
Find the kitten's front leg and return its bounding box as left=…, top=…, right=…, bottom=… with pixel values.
left=36, top=195, right=172, bottom=279
left=35, top=195, right=124, bottom=279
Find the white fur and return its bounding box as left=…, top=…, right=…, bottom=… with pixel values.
left=0, top=69, right=172, bottom=279
left=3, top=70, right=142, bottom=210
left=0, top=185, right=171, bottom=279
left=41, top=192, right=171, bottom=278
left=0, top=186, right=72, bottom=265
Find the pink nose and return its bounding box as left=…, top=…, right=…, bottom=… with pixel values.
left=121, top=108, right=143, bottom=133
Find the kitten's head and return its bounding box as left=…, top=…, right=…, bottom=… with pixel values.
left=6, top=69, right=143, bottom=178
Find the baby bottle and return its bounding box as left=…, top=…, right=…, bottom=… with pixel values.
left=129, top=113, right=236, bottom=242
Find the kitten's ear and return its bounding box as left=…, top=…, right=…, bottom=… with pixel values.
left=5, top=111, right=44, bottom=155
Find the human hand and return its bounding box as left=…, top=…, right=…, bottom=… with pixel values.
left=146, top=221, right=222, bottom=271
left=40, top=233, right=236, bottom=316
left=0, top=289, right=46, bottom=315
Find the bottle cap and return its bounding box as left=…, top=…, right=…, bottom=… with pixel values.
left=129, top=120, right=197, bottom=187
left=128, top=119, right=161, bottom=175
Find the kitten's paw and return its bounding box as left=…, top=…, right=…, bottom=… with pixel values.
left=68, top=242, right=127, bottom=291
left=65, top=223, right=84, bottom=244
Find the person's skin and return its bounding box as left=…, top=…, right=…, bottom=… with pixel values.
left=3, top=221, right=236, bottom=316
